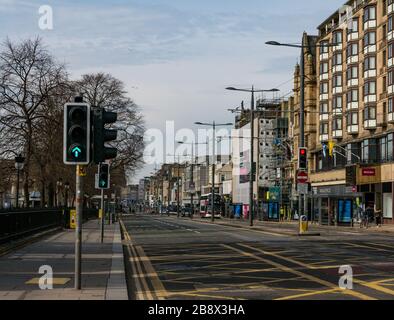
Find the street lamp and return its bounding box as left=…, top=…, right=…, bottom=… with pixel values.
left=194, top=121, right=232, bottom=222
left=56, top=178, right=63, bottom=207
left=266, top=40, right=337, bottom=221
left=226, top=87, right=279, bottom=226
left=14, top=154, right=25, bottom=209
left=177, top=140, right=209, bottom=218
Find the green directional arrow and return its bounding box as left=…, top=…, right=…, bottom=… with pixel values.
left=72, top=146, right=82, bottom=158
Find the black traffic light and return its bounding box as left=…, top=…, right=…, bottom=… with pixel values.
left=92, top=108, right=118, bottom=164
left=98, top=163, right=110, bottom=189
left=298, top=147, right=307, bottom=170
left=63, top=103, right=91, bottom=164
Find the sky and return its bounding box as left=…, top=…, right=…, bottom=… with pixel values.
left=0, top=0, right=345, bottom=184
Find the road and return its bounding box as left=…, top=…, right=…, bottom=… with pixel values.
left=120, top=213, right=394, bottom=300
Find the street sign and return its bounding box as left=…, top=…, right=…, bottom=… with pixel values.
left=297, top=183, right=308, bottom=194
left=297, top=171, right=308, bottom=184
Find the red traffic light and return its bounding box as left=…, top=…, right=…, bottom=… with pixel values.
left=300, top=149, right=306, bottom=155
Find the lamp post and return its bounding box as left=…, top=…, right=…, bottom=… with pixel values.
left=226, top=87, right=279, bottom=226
left=177, top=140, right=209, bottom=218
left=14, top=154, right=25, bottom=209
left=195, top=121, right=232, bottom=222
left=56, top=178, right=63, bottom=207
left=265, top=40, right=337, bottom=223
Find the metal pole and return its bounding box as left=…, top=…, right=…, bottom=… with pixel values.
left=16, top=168, right=20, bottom=208
left=250, top=87, right=255, bottom=227
left=75, top=165, right=83, bottom=290
left=191, top=143, right=194, bottom=219
left=299, top=43, right=305, bottom=228
left=100, top=188, right=104, bottom=243
left=211, top=122, right=216, bottom=222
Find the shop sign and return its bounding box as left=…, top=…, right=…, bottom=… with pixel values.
left=362, top=168, right=376, bottom=176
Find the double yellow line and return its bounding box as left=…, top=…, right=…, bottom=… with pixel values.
left=120, top=219, right=167, bottom=300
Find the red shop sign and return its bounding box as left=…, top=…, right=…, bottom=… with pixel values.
left=362, top=168, right=376, bottom=176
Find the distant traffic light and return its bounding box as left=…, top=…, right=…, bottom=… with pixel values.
left=63, top=103, right=91, bottom=164
left=98, top=163, right=110, bottom=189
left=298, top=147, right=307, bottom=170
left=92, top=108, right=118, bottom=164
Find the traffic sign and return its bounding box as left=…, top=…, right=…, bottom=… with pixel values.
left=297, top=171, right=308, bottom=184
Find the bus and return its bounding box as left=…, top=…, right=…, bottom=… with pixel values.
left=199, top=194, right=223, bottom=218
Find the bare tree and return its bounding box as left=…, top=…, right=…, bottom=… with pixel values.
left=0, top=37, right=67, bottom=207
left=73, top=73, right=145, bottom=183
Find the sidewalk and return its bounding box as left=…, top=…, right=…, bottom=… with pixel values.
left=190, top=215, right=394, bottom=236
left=0, top=219, right=128, bottom=300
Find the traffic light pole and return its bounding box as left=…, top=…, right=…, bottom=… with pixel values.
left=75, top=165, right=84, bottom=290
left=100, top=188, right=104, bottom=243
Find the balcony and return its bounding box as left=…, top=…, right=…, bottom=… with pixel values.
left=347, top=102, right=359, bottom=110
left=347, top=125, right=359, bottom=134
left=364, top=95, right=377, bottom=104
left=390, top=3, right=394, bottom=14
left=389, top=31, right=394, bottom=41
left=347, top=55, right=359, bottom=64
left=364, top=120, right=377, bottom=130
left=389, top=113, right=394, bottom=123
left=347, top=79, right=358, bottom=87
left=333, top=108, right=342, bottom=116
left=364, top=20, right=376, bottom=30
left=364, top=70, right=376, bottom=79
left=319, top=134, right=329, bottom=142
left=389, top=58, right=394, bottom=68
left=364, top=45, right=377, bottom=55
left=389, top=85, right=394, bottom=94
left=333, top=43, right=343, bottom=52
left=332, top=130, right=343, bottom=139
left=347, top=32, right=358, bottom=41
left=333, top=87, right=342, bottom=94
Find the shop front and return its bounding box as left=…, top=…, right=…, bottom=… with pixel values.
left=312, top=184, right=363, bottom=226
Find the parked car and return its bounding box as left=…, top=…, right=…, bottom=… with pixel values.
left=181, top=204, right=192, bottom=217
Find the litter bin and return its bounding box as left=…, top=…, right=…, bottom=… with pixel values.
left=299, top=215, right=308, bottom=234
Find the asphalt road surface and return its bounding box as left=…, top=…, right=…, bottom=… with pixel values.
left=120, top=213, right=394, bottom=300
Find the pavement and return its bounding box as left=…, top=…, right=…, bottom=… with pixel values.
left=121, top=212, right=394, bottom=300
left=0, top=219, right=128, bottom=300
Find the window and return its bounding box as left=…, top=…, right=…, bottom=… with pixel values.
left=347, top=43, right=358, bottom=58
left=320, top=102, right=328, bottom=114
left=333, top=117, right=342, bottom=130
left=364, top=31, right=376, bottom=46
left=347, top=89, right=359, bottom=102
left=333, top=31, right=342, bottom=45
left=347, top=112, right=358, bottom=125
left=362, top=139, right=378, bottom=163
left=333, top=52, right=342, bottom=66
left=320, top=122, right=329, bottom=134
left=389, top=15, right=394, bottom=32
left=347, top=143, right=361, bottom=164
left=320, top=82, right=329, bottom=94
left=333, top=74, right=342, bottom=87
left=364, top=6, right=376, bottom=22
left=333, top=95, right=342, bottom=110
left=364, top=56, right=376, bottom=71
left=380, top=136, right=387, bottom=162
left=389, top=69, right=394, bottom=85
left=347, top=65, right=358, bottom=80
left=389, top=43, right=394, bottom=59
left=364, top=81, right=376, bottom=95
left=320, top=62, right=329, bottom=74
left=388, top=133, right=394, bottom=161
left=320, top=41, right=329, bottom=54
left=348, top=18, right=359, bottom=33
left=389, top=97, right=394, bottom=113
left=364, top=106, right=376, bottom=120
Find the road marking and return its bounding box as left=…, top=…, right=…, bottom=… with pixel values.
left=353, top=278, right=394, bottom=297
left=25, top=278, right=70, bottom=285
left=343, top=242, right=393, bottom=253
left=225, top=244, right=374, bottom=300
left=276, top=288, right=341, bottom=300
